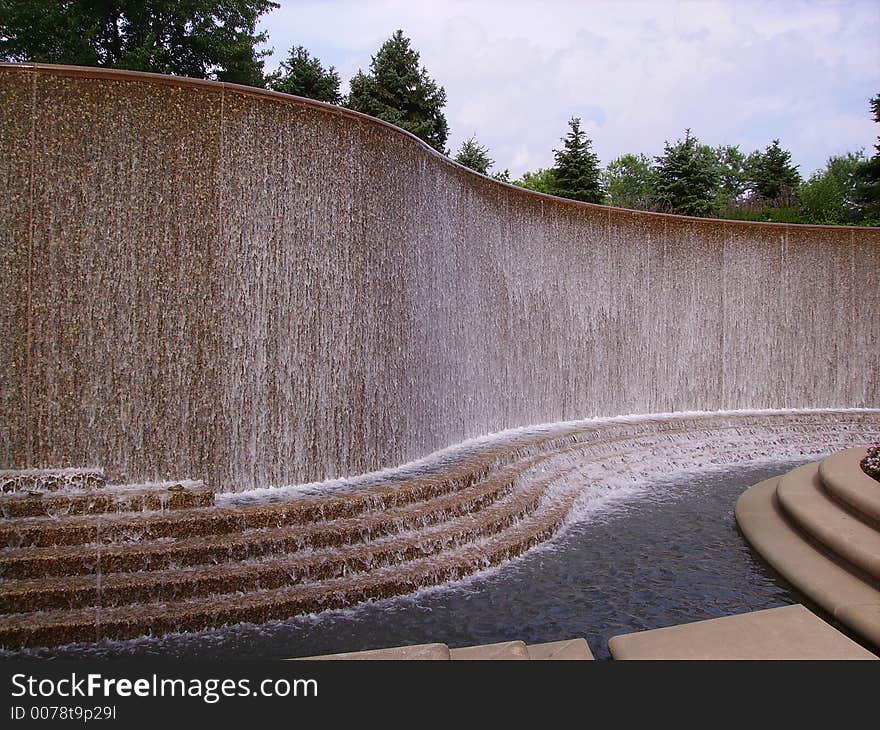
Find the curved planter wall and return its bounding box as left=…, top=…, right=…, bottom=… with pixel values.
left=1, top=64, right=878, bottom=490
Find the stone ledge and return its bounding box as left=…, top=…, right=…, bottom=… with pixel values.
left=0, top=480, right=212, bottom=518
left=0, top=468, right=105, bottom=493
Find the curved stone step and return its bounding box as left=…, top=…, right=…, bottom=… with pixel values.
left=0, top=480, right=213, bottom=518
left=0, top=469, right=554, bottom=612
left=777, top=462, right=880, bottom=581
left=0, top=438, right=615, bottom=581
left=0, top=492, right=576, bottom=649
left=0, top=459, right=514, bottom=549
left=820, top=447, right=880, bottom=526
left=2, top=417, right=870, bottom=550
left=0, top=468, right=105, bottom=494
left=3, top=412, right=877, bottom=650
left=736, top=476, right=880, bottom=649
left=0, top=463, right=527, bottom=579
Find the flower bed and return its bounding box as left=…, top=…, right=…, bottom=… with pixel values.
left=862, top=439, right=880, bottom=481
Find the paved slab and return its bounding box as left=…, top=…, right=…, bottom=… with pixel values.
left=608, top=605, right=877, bottom=660
left=294, top=643, right=451, bottom=660
left=450, top=640, right=530, bottom=660
left=527, top=638, right=594, bottom=660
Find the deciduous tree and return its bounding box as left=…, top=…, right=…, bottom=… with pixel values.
left=513, top=168, right=555, bottom=193
left=714, top=145, right=748, bottom=201
left=604, top=153, right=655, bottom=210
left=800, top=152, right=867, bottom=225
left=0, top=0, right=278, bottom=87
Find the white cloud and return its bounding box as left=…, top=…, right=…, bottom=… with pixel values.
left=259, top=0, right=880, bottom=177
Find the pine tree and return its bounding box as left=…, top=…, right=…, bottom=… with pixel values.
left=267, top=46, right=341, bottom=103
left=549, top=117, right=604, bottom=203
left=653, top=130, right=720, bottom=217
left=854, top=93, right=880, bottom=220
left=746, top=139, right=801, bottom=201
left=346, top=29, right=448, bottom=152
left=455, top=136, right=494, bottom=175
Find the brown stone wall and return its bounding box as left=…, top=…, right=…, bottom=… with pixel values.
left=1, top=63, right=878, bottom=490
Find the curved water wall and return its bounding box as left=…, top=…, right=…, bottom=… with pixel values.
left=1, top=63, right=878, bottom=491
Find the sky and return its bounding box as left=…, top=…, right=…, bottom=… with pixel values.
left=256, top=0, right=880, bottom=179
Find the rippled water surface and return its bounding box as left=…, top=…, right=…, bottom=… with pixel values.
left=23, top=459, right=805, bottom=661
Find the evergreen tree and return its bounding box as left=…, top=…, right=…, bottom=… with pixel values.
left=346, top=29, right=448, bottom=152
left=0, top=0, right=278, bottom=87
left=653, top=130, right=720, bottom=217
left=745, top=139, right=801, bottom=201
left=549, top=117, right=604, bottom=203
left=455, top=136, right=494, bottom=175
left=854, top=93, right=880, bottom=221
left=267, top=46, right=341, bottom=103
left=603, top=153, right=655, bottom=209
